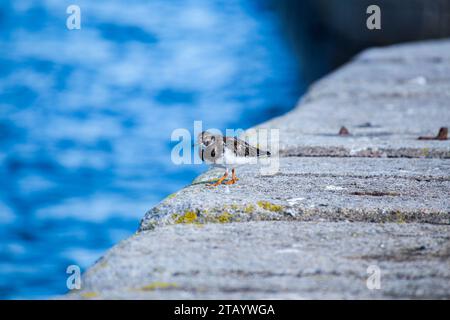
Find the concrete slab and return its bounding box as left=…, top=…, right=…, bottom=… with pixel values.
left=66, top=221, right=450, bottom=299
left=139, top=157, right=450, bottom=231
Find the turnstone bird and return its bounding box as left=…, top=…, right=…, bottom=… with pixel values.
left=197, top=131, right=271, bottom=186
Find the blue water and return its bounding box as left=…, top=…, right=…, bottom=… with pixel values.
left=0, top=0, right=301, bottom=299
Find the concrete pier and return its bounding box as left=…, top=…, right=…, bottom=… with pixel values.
left=66, top=39, right=450, bottom=299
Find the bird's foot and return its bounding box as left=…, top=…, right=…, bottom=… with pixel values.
left=224, top=178, right=238, bottom=185
left=206, top=172, right=228, bottom=187
left=224, top=169, right=239, bottom=185
left=206, top=181, right=222, bottom=187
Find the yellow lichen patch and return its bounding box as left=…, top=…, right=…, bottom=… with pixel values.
left=394, top=211, right=406, bottom=224
left=217, top=212, right=232, bottom=223
left=173, top=211, right=199, bottom=224
left=141, top=282, right=178, bottom=291
left=244, top=205, right=255, bottom=214
left=81, top=292, right=99, bottom=299
left=172, top=211, right=203, bottom=225
left=257, top=201, right=283, bottom=212
left=229, top=204, right=239, bottom=210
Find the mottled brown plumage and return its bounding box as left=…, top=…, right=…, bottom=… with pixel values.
left=197, top=131, right=270, bottom=162
left=196, top=131, right=270, bottom=186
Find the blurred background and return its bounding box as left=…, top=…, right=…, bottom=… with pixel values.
left=0, top=0, right=449, bottom=299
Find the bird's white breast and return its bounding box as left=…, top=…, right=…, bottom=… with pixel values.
left=218, top=148, right=258, bottom=167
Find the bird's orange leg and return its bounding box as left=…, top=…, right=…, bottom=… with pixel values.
left=207, top=170, right=228, bottom=187
left=225, top=168, right=239, bottom=185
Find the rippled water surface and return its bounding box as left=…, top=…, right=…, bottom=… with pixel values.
left=0, top=0, right=300, bottom=298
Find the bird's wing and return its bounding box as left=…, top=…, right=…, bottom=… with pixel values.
left=223, top=136, right=270, bottom=157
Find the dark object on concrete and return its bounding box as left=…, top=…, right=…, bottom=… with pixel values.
left=418, top=127, right=448, bottom=140
left=350, top=191, right=400, bottom=197
left=338, top=126, right=350, bottom=136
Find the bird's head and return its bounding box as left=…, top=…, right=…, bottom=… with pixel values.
left=196, top=131, right=217, bottom=148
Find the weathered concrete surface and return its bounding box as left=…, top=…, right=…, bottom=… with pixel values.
left=139, top=157, right=450, bottom=231
left=253, top=39, right=450, bottom=158
left=67, top=221, right=450, bottom=299
left=66, top=39, right=450, bottom=299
